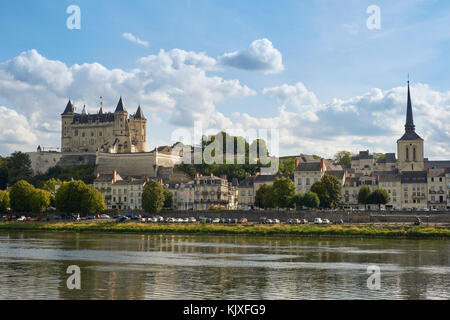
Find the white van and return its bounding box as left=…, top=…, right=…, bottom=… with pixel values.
left=314, top=218, right=322, bottom=224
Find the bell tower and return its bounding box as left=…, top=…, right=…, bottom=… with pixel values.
left=397, top=81, right=424, bottom=172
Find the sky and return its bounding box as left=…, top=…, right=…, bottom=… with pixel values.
left=0, top=0, right=449, bottom=159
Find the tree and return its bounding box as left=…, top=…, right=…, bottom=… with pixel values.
left=0, top=157, right=8, bottom=190
left=280, top=157, right=296, bottom=173
left=255, top=184, right=276, bottom=209
left=310, top=174, right=342, bottom=208
left=80, top=186, right=106, bottom=214
left=55, top=180, right=105, bottom=214
left=272, top=177, right=296, bottom=208
left=357, top=185, right=372, bottom=209
left=368, top=188, right=390, bottom=210
left=0, top=190, right=10, bottom=212
left=9, top=180, right=35, bottom=212
left=334, top=151, right=353, bottom=166
left=42, top=178, right=62, bottom=192
left=30, top=189, right=51, bottom=213
left=303, top=191, right=320, bottom=208
left=163, top=189, right=173, bottom=208
left=292, top=193, right=304, bottom=209
left=6, top=152, right=33, bottom=185
left=142, top=182, right=165, bottom=213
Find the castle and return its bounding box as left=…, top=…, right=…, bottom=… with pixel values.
left=61, top=97, right=146, bottom=153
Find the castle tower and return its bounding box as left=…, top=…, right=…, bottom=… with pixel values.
left=130, top=105, right=147, bottom=152
left=61, top=99, right=75, bottom=152
left=397, top=81, right=424, bottom=172
left=113, top=97, right=131, bottom=153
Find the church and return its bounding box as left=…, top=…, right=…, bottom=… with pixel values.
left=61, top=97, right=147, bottom=153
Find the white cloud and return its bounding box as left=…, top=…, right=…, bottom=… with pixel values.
left=122, top=32, right=149, bottom=47
left=0, top=106, right=37, bottom=154
left=0, top=49, right=254, bottom=154
left=219, top=38, right=284, bottom=74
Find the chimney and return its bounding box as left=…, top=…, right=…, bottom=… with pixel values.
left=320, top=158, right=326, bottom=172
left=210, top=173, right=214, bottom=178
left=113, top=170, right=117, bottom=183
left=256, top=172, right=260, bottom=176
left=159, top=178, right=163, bottom=184
left=195, top=172, right=200, bottom=179
left=96, top=172, right=100, bottom=178
left=427, top=168, right=430, bottom=174
left=145, top=177, right=150, bottom=183
left=295, top=157, right=300, bottom=169
left=130, top=177, right=135, bottom=182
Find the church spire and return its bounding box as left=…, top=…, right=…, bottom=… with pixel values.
left=405, top=80, right=415, bottom=132
left=115, top=96, right=126, bottom=112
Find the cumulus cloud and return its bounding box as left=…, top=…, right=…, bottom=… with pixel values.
left=219, top=38, right=284, bottom=74
left=0, top=106, right=37, bottom=154
left=122, top=32, right=149, bottom=47
left=231, top=83, right=450, bottom=159
left=0, top=49, right=254, bottom=154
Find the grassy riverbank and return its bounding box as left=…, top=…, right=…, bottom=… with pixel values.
left=0, top=221, right=449, bottom=239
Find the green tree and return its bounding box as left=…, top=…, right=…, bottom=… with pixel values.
left=42, top=178, right=62, bottom=192
left=292, top=193, right=304, bottom=209
left=80, top=186, right=106, bottom=214
left=163, top=189, right=173, bottom=209
left=0, top=157, right=8, bottom=190
left=310, top=174, right=342, bottom=208
left=272, top=177, right=296, bottom=208
left=7, top=152, right=33, bottom=185
left=368, top=188, right=390, bottom=210
left=334, top=151, right=353, bottom=166
left=142, top=182, right=165, bottom=213
left=55, top=180, right=104, bottom=214
left=0, top=190, right=10, bottom=212
left=303, top=191, right=320, bottom=208
left=30, top=189, right=51, bottom=213
left=255, top=184, right=276, bottom=209
left=357, top=185, right=372, bottom=209
left=9, top=180, right=35, bottom=212
left=280, top=157, right=296, bottom=173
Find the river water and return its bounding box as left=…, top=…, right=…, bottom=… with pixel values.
left=0, top=231, right=448, bottom=300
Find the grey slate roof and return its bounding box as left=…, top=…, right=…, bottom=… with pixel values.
left=377, top=153, right=396, bottom=163
left=115, top=97, right=126, bottom=112
left=62, top=100, right=75, bottom=114
left=134, top=105, right=146, bottom=119
left=424, top=160, right=450, bottom=170
left=295, top=162, right=322, bottom=172
left=401, top=171, right=427, bottom=183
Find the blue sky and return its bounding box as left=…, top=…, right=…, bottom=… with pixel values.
left=0, top=0, right=449, bottom=159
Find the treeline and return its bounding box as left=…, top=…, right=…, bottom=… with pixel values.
left=0, top=151, right=95, bottom=190
left=0, top=179, right=105, bottom=215
left=255, top=174, right=343, bottom=209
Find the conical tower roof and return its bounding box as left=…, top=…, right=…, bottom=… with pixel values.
left=134, top=105, right=146, bottom=120
left=115, top=96, right=126, bottom=112
left=62, top=99, right=75, bottom=114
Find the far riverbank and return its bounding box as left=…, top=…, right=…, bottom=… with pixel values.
left=0, top=221, right=449, bottom=239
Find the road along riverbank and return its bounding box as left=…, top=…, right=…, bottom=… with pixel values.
left=0, top=221, right=449, bottom=239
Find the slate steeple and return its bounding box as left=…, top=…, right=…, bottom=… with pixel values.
left=398, top=80, right=423, bottom=141
left=134, top=105, right=146, bottom=120
left=62, top=99, right=75, bottom=114
left=115, top=96, right=126, bottom=112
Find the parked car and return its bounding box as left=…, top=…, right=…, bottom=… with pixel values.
left=300, top=219, right=308, bottom=224
left=334, top=219, right=344, bottom=225
left=322, top=219, right=330, bottom=224
left=314, top=218, right=322, bottom=224
left=116, top=215, right=129, bottom=222
left=212, top=218, right=221, bottom=223
left=414, top=217, right=422, bottom=225
left=86, top=215, right=96, bottom=220
left=287, top=218, right=294, bottom=224
left=266, top=219, right=273, bottom=224
left=100, top=214, right=111, bottom=219
left=273, top=219, right=280, bottom=224
left=17, top=216, right=26, bottom=221
left=260, top=217, right=268, bottom=224
left=239, top=218, right=248, bottom=224
left=189, top=217, right=197, bottom=223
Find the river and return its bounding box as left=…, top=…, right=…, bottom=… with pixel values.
left=0, top=231, right=448, bottom=299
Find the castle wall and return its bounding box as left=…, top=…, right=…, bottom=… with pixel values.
left=95, top=152, right=158, bottom=177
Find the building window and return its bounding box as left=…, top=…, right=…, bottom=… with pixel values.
left=406, top=147, right=409, bottom=161
left=413, top=147, right=417, bottom=161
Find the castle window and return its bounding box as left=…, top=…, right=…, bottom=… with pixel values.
left=75, top=130, right=78, bottom=136
left=91, top=132, right=94, bottom=137
left=405, top=147, right=409, bottom=161
left=413, top=147, right=417, bottom=161
left=82, top=132, right=85, bottom=137
left=99, top=131, right=102, bottom=137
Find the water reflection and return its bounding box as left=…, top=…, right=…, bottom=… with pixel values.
left=0, top=231, right=448, bottom=299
